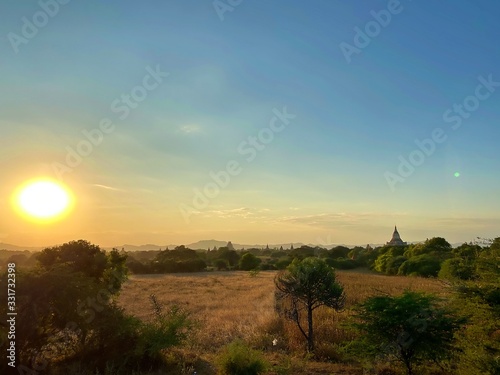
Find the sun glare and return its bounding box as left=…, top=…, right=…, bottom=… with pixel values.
left=15, top=180, right=73, bottom=221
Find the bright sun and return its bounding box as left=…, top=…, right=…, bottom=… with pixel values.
left=15, top=180, right=73, bottom=221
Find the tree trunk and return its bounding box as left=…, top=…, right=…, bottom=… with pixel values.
left=307, top=303, right=314, bottom=352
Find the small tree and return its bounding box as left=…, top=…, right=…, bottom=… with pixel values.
left=274, top=257, right=345, bottom=352
left=350, top=290, right=466, bottom=375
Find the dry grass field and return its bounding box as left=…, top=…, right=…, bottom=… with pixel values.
left=117, top=269, right=449, bottom=374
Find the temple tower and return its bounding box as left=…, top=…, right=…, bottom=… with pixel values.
left=386, top=226, right=407, bottom=246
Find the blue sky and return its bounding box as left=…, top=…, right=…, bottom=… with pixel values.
left=1, top=0, right=499, bottom=247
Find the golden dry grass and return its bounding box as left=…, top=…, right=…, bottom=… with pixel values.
left=117, top=269, right=449, bottom=357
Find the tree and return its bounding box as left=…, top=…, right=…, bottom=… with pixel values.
left=350, top=290, right=466, bottom=375
left=216, top=247, right=240, bottom=267
left=438, top=258, right=476, bottom=281
left=239, top=253, right=261, bottom=270
left=328, top=245, right=351, bottom=259
left=476, top=237, right=500, bottom=283
left=37, top=239, right=127, bottom=290
left=404, top=237, right=451, bottom=259
left=274, top=257, right=345, bottom=352
left=0, top=240, right=192, bottom=373
left=0, top=240, right=128, bottom=368
left=214, top=258, right=229, bottom=270
left=398, top=254, right=441, bottom=277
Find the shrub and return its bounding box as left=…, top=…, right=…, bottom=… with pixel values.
left=239, top=253, right=262, bottom=271
left=438, top=258, right=475, bottom=281
left=349, top=290, right=466, bottom=375
left=384, top=255, right=407, bottom=275
left=398, top=254, right=441, bottom=277
left=216, top=340, right=267, bottom=375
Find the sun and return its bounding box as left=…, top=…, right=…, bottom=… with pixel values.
left=15, top=180, right=73, bottom=221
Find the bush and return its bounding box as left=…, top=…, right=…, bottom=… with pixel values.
left=239, top=253, right=262, bottom=271
left=216, top=340, right=267, bottom=375
left=349, top=290, right=466, bottom=375
left=275, top=257, right=292, bottom=270
left=325, top=257, right=359, bottom=270
left=386, top=255, right=408, bottom=275
left=438, top=258, right=475, bottom=281
left=398, top=254, right=441, bottom=277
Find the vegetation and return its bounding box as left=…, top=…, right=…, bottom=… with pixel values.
left=1, top=235, right=498, bottom=374
left=216, top=340, right=267, bottom=375
left=348, top=290, right=466, bottom=375
left=0, top=240, right=192, bottom=374
left=274, top=257, right=345, bottom=352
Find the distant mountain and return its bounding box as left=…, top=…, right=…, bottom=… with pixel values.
left=104, top=244, right=177, bottom=251
left=0, top=243, right=43, bottom=251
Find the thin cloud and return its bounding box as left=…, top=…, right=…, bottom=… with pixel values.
left=178, top=124, right=202, bottom=134
left=92, top=184, right=124, bottom=192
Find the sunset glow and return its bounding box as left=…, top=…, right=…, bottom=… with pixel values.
left=15, top=180, right=73, bottom=221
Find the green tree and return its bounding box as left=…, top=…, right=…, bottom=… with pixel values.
left=476, top=237, right=500, bottom=283
left=217, top=247, right=240, bottom=267
left=374, top=247, right=405, bottom=274
left=404, top=237, right=451, bottom=259
left=0, top=240, right=128, bottom=368
left=239, top=253, right=261, bottom=270
left=214, top=258, right=229, bottom=270
left=350, top=290, right=466, bottom=375
left=274, top=257, right=345, bottom=352
left=439, top=257, right=476, bottom=281
left=0, top=240, right=192, bottom=374
left=398, top=254, right=441, bottom=277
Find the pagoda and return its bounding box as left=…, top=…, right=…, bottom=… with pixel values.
left=386, top=226, right=407, bottom=246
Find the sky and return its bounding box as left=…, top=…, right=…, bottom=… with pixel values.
left=1, top=0, right=499, bottom=247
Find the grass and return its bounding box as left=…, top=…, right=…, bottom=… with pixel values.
left=117, top=270, right=449, bottom=374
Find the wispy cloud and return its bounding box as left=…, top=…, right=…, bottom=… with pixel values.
left=275, top=212, right=408, bottom=229
left=91, top=184, right=124, bottom=192
left=202, top=207, right=253, bottom=219
left=178, top=124, right=202, bottom=134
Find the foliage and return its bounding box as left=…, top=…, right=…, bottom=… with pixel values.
left=135, top=295, right=193, bottom=363
left=324, top=257, right=359, bottom=270
left=438, top=257, right=476, bottom=281
left=289, top=245, right=317, bottom=260
left=215, top=247, right=241, bottom=267
left=476, top=237, right=500, bottom=283
left=0, top=240, right=193, bottom=374
left=373, top=247, right=405, bottom=274
left=275, top=257, right=345, bottom=352
left=152, top=246, right=207, bottom=273
left=328, top=246, right=351, bottom=259
left=386, top=255, right=408, bottom=275
left=214, top=258, right=229, bottom=270
left=239, top=253, right=262, bottom=271
left=397, top=254, right=441, bottom=277
left=37, top=239, right=128, bottom=290
left=349, top=290, right=466, bottom=375
left=404, top=237, right=452, bottom=258
left=451, top=295, right=500, bottom=375
left=216, top=340, right=267, bottom=375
